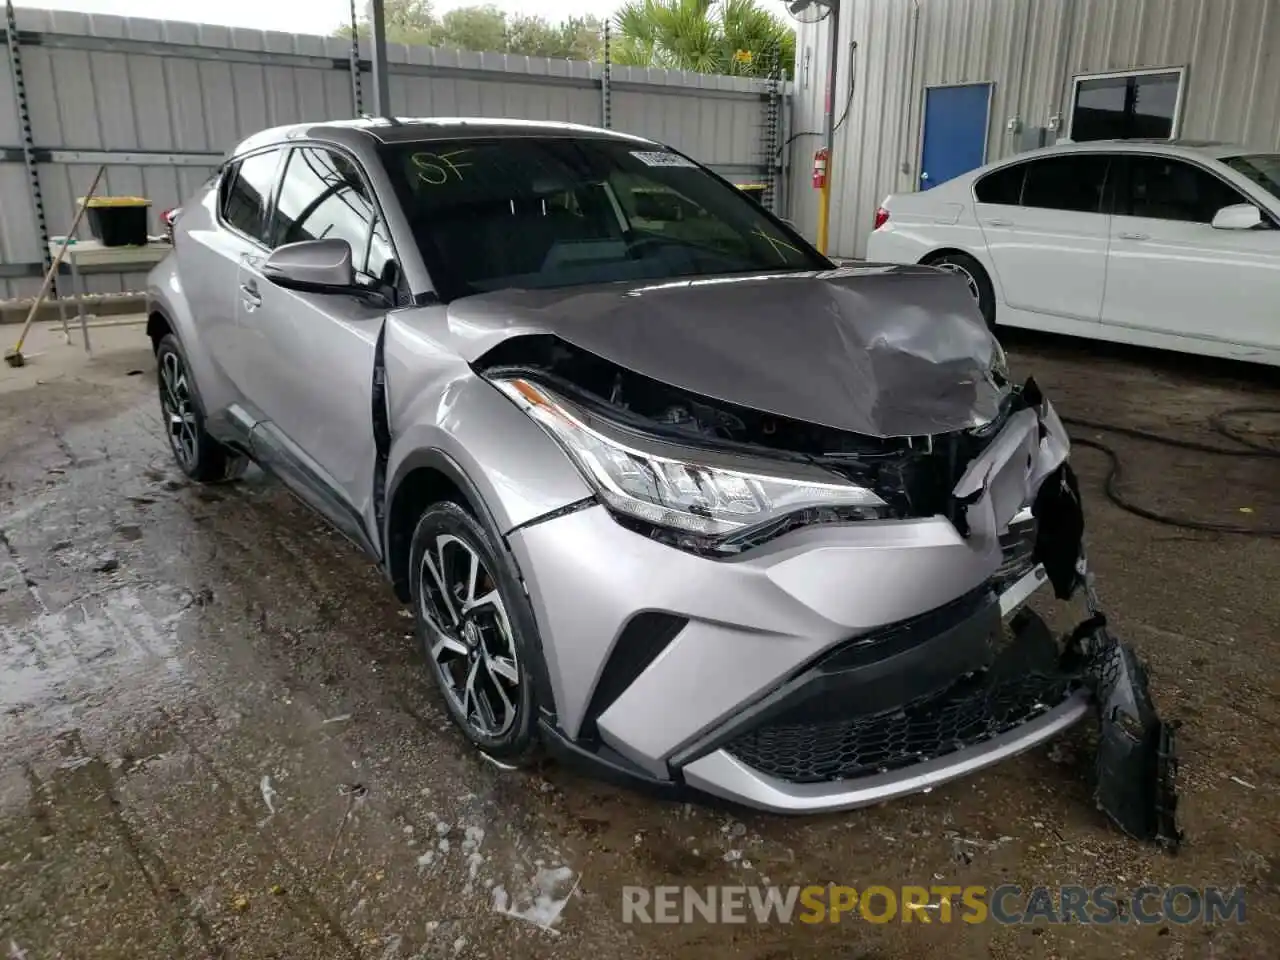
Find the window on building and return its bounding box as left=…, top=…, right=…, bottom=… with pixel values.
left=1120, top=156, right=1248, bottom=223
left=220, top=149, right=282, bottom=244
left=1020, top=155, right=1110, bottom=213
left=1070, top=70, right=1183, bottom=141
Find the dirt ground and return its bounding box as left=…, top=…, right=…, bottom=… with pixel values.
left=1, top=319, right=1277, bottom=959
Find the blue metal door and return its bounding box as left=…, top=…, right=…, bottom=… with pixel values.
left=920, top=84, right=991, bottom=190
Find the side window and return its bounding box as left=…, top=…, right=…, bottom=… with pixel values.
left=272, top=147, right=392, bottom=283
left=220, top=150, right=281, bottom=243
left=1124, top=156, right=1247, bottom=224
left=974, top=164, right=1025, bottom=204
left=1021, top=155, right=1110, bottom=213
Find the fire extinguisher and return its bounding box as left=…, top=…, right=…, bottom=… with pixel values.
left=812, top=148, right=829, bottom=190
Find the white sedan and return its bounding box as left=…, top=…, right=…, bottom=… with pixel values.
left=866, top=140, right=1280, bottom=366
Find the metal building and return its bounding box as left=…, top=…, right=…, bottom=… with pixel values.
left=788, top=0, right=1280, bottom=258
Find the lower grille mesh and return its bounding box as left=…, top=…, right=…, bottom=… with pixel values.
left=724, top=670, right=1079, bottom=784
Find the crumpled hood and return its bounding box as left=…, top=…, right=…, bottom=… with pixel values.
left=447, top=264, right=1006, bottom=438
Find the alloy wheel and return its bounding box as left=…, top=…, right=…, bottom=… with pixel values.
left=935, top=261, right=981, bottom=302
left=160, top=350, right=198, bottom=471
left=418, top=533, right=521, bottom=738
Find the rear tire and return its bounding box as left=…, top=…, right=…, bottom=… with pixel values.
left=925, top=252, right=996, bottom=330
left=409, top=501, right=541, bottom=765
left=155, top=334, right=247, bottom=483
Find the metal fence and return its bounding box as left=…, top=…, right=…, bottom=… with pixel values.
left=0, top=5, right=791, bottom=300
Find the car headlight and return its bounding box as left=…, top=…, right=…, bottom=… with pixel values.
left=990, top=336, right=1010, bottom=385
left=491, top=377, right=887, bottom=537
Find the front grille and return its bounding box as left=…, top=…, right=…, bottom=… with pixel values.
left=723, top=668, right=1079, bottom=784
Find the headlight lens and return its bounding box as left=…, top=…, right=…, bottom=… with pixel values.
left=492, top=377, right=887, bottom=537
left=990, top=336, right=1010, bottom=385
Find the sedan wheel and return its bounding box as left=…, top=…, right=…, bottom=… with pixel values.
left=934, top=260, right=981, bottom=302
left=925, top=252, right=997, bottom=330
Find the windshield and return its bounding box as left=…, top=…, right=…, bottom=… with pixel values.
left=378, top=137, right=827, bottom=301
left=1222, top=153, right=1280, bottom=202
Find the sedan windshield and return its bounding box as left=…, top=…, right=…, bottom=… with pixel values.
left=1222, top=153, right=1280, bottom=203
left=378, top=137, right=827, bottom=301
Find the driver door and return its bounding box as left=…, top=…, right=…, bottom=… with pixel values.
left=235, top=145, right=400, bottom=544
left=1102, top=154, right=1280, bottom=351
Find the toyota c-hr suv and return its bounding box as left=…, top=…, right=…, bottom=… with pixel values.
left=146, top=118, right=1177, bottom=843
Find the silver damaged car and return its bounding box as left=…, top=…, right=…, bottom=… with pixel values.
left=147, top=119, right=1178, bottom=846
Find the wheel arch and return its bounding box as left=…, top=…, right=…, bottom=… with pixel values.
left=386, top=446, right=561, bottom=722
left=384, top=448, right=489, bottom=603
left=147, top=307, right=174, bottom=352
left=919, top=246, right=980, bottom=267
left=919, top=246, right=1002, bottom=293
left=919, top=247, right=1000, bottom=328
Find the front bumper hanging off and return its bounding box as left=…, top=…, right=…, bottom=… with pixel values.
left=1032, top=445, right=1182, bottom=853
left=518, top=380, right=1180, bottom=849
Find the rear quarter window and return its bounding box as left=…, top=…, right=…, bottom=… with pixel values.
left=975, top=164, right=1025, bottom=204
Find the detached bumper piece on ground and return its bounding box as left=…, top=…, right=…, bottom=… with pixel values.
left=1066, top=589, right=1182, bottom=852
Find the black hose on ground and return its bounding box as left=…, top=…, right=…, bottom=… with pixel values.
left=1060, top=406, right=1280, bottom=537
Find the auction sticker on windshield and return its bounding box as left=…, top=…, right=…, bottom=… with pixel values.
left=631, top=151, right=697, bottom=168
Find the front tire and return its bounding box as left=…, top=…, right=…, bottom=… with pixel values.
left=925, top=252, right=996, bottom=330
left=155, top=334, right=247, bottom=483
left=409, top=501, right=540, bottom=763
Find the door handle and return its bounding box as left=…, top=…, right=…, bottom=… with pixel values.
left=240, top=282, right=261, bottom=310
left=1118, top=231, right=1150, bottom=241
left=984, top=218, right=1013, bottom=227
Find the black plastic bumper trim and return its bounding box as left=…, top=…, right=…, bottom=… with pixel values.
left=671, top=586, right=1004, bottom=768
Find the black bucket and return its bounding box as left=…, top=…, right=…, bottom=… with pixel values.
left=82, top=197, right=151, bottom=246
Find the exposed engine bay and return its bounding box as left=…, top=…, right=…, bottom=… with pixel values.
left=477, top=333, right=1010, bottom=536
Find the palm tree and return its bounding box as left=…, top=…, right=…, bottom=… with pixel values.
left=613, top=0, right=794, bottom=78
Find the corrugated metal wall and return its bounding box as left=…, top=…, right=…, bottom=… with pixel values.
left=0, top=7, right=785, bottom=299
left=790, top=0, right=1280, bottom=259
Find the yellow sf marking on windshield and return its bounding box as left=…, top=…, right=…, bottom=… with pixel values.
left=411, top=150, right=472, bottom=185
left=751, top=228, right=803, bottom=260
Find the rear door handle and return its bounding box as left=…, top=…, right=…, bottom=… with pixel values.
left=984, top=218, right=1013, bottom=227
left=240, top=281, right=261, bottom=309
left=1118, top=231, right=1150, bottom=241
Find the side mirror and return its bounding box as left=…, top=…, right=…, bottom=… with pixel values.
left=262, top=238, right=357, bottom=293
left=1211, top=203, right=1264, bottom=230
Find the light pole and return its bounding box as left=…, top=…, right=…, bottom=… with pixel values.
left=370, top=0, right=390, bottom=117
left=789, top=0, right=841, bottom=255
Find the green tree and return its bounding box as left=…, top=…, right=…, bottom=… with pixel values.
left=507, top=14, right=605, bottom=60
left=613, top=0, right=794, bottom=77
left=336, top=0, right=604, bottom=61
left=438, top=4, right=508, bottom=53
left=336, top=0, right=438, bottom=44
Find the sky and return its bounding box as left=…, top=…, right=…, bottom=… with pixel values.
left=27, top=0, right=611, bottom=36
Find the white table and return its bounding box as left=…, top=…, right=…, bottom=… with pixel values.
left=48, top=239, right=172, bottom=354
